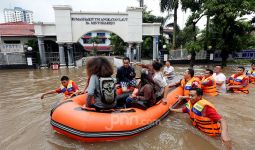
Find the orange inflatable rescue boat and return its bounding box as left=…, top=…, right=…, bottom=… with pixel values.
left=50, top=87, right=183, bottom=142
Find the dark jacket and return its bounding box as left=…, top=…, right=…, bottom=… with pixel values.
left=116, top=66, right=136, bottom=83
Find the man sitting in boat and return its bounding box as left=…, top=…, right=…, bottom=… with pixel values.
left=41, top=76, right=80, bottom=100
left=170, top=88, right=232, bottom=150
left=151, top=61, right=169, bottom=104
left=84, top=57, right=116, bottom=111
left=227, top=66, right=249, bottom=94
left=125, top=70, right=156, bottom=110
left=116, top=57, right=137, bottom=93
left=168, top=68, right=201, bottom=101
left=199, top=69, right=218, bottom=96
left=246, top=63, right=255, bottom=84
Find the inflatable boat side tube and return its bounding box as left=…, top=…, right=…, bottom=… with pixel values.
left=50, top=109, right=170, bottom=138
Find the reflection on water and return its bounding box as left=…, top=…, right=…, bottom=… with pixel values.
left=0, top=65, right=254, bottom=150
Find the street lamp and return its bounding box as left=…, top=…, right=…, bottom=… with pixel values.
left=27, top=46, right=33, bottom=51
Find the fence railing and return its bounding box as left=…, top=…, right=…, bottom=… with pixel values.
left=45, top=52, right=59, bottom=64
left=0, top=52, right=26, bottom=65
left=169, top=49, right=207, bottom=60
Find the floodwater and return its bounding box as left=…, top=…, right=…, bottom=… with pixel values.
left=0, top=65, right=254, bottom=150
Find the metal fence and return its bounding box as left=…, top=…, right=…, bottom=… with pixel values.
left=0, top=52, right=26, bottom=65
left=169, top=49, right=207, bottom=60
left=45, top=52, right=59, bottom=64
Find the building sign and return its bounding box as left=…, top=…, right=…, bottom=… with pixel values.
left=0, top=44, right=24, bottom=53
left=71, top=17, right=128, bottom=25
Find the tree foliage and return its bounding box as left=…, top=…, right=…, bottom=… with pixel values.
left=109, top=33, right=127, bottom=55
left=160, top=0, right=179, bottom=49
left=89, top=36, right=100, bottom=56
left=201, top=0, right=255, bottom=66
left=171, top=0, right=255, bottom=66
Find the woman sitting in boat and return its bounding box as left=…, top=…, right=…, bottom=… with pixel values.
left=84, top=57, right=116, bottom=111
left=125, top=70, right=156, bottom=110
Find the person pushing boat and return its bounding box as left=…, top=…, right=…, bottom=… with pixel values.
left=41, top=76, right=80, bottom=100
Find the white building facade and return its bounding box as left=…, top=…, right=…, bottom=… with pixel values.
left=79, top=31, right=111, bottom=52
left=4, top=7, right=33, bottom=24
left=34, top=5, right=161, bottom=67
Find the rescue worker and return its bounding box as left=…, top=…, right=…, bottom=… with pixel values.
left=246, top=63, right=255, bottom=84
left=170, top=88, right=232, bottom=150
left=168, top=68, right=201, bottom=101
left=41, top=76, right=80, bottom=100
left=227, top=66, right=249, bottom=94
left=200, top=69, right=218, bottom=96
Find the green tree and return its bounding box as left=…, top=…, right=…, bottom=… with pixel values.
left=183, top=0, right=204, bottom=68
left=202, top=0, right=255, bottom=66
left=25, top=39, right=40, bottom=64
left=142, top=9, right=170, bottom=58
left=89, top=36, right=100, bottom=56
left=25, top=39, right=38, bottom=51
left=142, top=36, right=153, bottom=58
left=109, top=33, right=127, bottom=55
left=160, top=0, right=179, bottom=49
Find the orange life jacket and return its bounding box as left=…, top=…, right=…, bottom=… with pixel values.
left=60, top=80, right=76, bottom=98
left=228, top=74, right=249, bottom=94
left=201, top=76, right=218, bottom=96
left=247, top=69, right=255, bottom=84
left=181, top=77, right=201, bottom=96
left=186, top=99, right=221, bottom=136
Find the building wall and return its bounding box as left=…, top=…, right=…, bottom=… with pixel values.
left=52, top=6, right=145, bottom=43
left=3, top=7, right=33, bottom=24
left=4, top=9, right=16, bottom=22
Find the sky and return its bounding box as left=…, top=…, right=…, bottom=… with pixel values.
left=0, top=0, right=253, bottom=29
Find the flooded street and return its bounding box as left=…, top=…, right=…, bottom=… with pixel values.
left=0, top=65, right=254, bottom=150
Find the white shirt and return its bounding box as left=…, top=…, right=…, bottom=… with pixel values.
left=163, top=66, right=175, bottom=75
left=153, top=72, right=168, bottom=97
left=153, top=72, right=168, bottom=88
left=212, top=73, right=226, bottom=93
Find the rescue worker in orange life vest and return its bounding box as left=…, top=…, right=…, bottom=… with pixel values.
left=168, top=68, right=201, bottom=101
left=227, top=66, right=249, bottom=94
left=41, top=76, right=80, bottom=100
left=170, top=88, right=232, bottom=150
left=246, top=63, right=255, bottom=84
left=200, top=69, right=218, bottom=96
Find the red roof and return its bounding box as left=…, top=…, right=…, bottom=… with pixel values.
left=82, top=36, right=91, bottom=39
left=82, top=36, right=107, bottom=39
left=0, top=21, right=34, bottom=36
left=84, top=46, right=112, bottom=51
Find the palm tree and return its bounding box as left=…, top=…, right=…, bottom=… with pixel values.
left=160, top=0, right=179, bottom=50
left=89, top=36, right=100, bottom=56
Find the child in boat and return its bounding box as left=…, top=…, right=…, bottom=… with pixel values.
left=83, top=57, right=116, bottom=111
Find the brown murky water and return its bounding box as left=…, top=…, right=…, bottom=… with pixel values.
left=0, top=65, right=254, bottom=150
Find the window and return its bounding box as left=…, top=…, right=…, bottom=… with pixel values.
left=97, top=32, right=105, bottom=36
left=98, top=38, right=106, bottom=44
left=83, top=38, right=91, bottom=44
left=85, top=33, right=92, bottom=36
left=4, top=40, right=21, bottom=44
